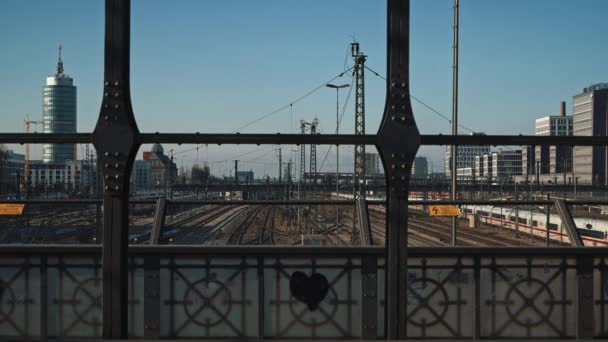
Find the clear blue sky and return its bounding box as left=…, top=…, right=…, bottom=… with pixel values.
left=1, top=0, right=607, bottom=177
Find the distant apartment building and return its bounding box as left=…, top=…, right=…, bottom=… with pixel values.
left=445, top=132, right=490, bottom=177
left=411, top=156, right=428, bottom=178
left=492, top=150, right=522, bottom=181
left=573, top=83, right=608, bottom=185
left=365, top=153, right=381, bottom=176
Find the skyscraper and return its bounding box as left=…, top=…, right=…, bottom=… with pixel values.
left=42, top=46, right=77, bottom=164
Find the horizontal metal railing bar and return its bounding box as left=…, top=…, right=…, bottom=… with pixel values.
left=140, top=133, right=377, bottom=145
left=421, top=134, right=608, bottom=146
left=2, top=133, right=607, bottom=147
left=407, top=246, right=608, bottom=256
left=409, top=199, right=608, bottom=205
left=1, top=199, right=605, bottom=206
left=0, top=245, right=607, bottom=257
left=0, top=133, right=92, bottom=144
left=0, top=244, right=384, bottom=255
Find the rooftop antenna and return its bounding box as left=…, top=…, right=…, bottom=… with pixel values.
left=56, top=44, right=64, bottom=76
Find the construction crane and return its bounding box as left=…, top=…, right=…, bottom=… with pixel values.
left=24, top=115, right=42, bottom=194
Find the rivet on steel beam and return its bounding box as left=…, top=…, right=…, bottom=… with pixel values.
left=104, top=175, right=109, bottom=180
left=115, top=163, right=119, bottom=168
left=391, top=116, right=395, bottom=121
left=114, top=92, right=119, bottom=98
left=113, top=116, right=118, bottom=121
left=104, top=163, right=110, bottom=168
left=114, top=104, right=119, bottom=109
left=104, top=115, right=109, bottom=121
left=104, top=152, right=109, bottom=157
left=391, top=82, right=395, bottom=87
left=104, top=104, right=108, bottom=109
left=104, top=81, right=109, bottom=86
left=401, top=176, right=406, bottom=180
left=115, top=186, right=119, bottom=191
left=402, top=164, right=406, bottom=169
left=105, top=186, right=109, bottom=191
left=104, top=93, right=108, bottom=97
left=401, top=82, right=406, bottom=88
left=114, top=152, right=119, bottom=157
left=391, top=165, right=395, bottom=169
left=114, top=175, right=119, bottom=180
left=114, top=81, right=119, bottom=86
left=391, top=153, right=396, bottom=158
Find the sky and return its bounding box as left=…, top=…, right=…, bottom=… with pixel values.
left=1, top=0, right=607, bottom=178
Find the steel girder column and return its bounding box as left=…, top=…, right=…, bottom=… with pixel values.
left=93, top=0, right=140, bottom=338
left=378, top=0, right=420, bottom=338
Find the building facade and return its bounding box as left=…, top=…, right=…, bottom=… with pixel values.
left=236, top=171, right=254, bottom=184
left=491, top=150, right=522, bottom=181
left=27, top=159, right=94, bottom=193
left=533, top=102, right=573, bottom=175
left=131, top=160, right=151, bottom=191
left=573, top=83, right=608, bottom=185
left=365, top=153, right=381, bottom=176
left=42, top=46, right=77, bottom=164
left=0, top=150, right=25, bottom=193
left=143, top=144, right=177, bottom=190
left=445, top=132, right=490, bottom=177
left=411, top=156, right=428, bottom=178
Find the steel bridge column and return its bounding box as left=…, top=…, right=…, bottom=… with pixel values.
left=379, top=0, right=420, bottom=338
left=93, top=0, right=140, bottom=338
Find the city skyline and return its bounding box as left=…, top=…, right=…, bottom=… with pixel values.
left=1, top=0, right=608, bottom=174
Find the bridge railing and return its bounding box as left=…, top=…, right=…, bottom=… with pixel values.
left=1, top=245, right=607, bottom=339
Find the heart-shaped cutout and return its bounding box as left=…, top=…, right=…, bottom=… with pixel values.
left=290, top=271, right=329, bottom=311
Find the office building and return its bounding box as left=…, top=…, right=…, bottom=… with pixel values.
left=482, top=154, right=493, bottom=179
left=411, top=156, right=428, bottom=178
left=573, top=83, right=608, bottom=185
left=365, top=153, right=381, bottom=176
left=131, top=160, right=152, bottom=191
left=27, top=159, right=94, bottom=192
left=445, top=132, right=490, bottom=177
left=0, top=150, right=25, bottom=193
left=42, top=46, right=77, bottom=164
left=492, top=150, right=522, bottom=181
left=533, top=101, right=573, bottom=175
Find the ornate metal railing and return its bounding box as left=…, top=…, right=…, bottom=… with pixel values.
left=2, top=0, right=608, bottom=339
left=1, top=246, right=608, bottom=339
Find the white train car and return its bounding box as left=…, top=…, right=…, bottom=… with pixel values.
left=462, top=204, right=608, bottom=246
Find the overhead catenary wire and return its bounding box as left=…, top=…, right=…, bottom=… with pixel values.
left=170, top=67, right=354, bottom=159
left=232, top=67, right=354, bottom=133
left=364, top=65, right=476, bottom=133
left=318, top=75, right=355, bottom=173
left=364, top=65, right=515, bottom=153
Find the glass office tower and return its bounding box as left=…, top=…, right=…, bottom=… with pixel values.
left=42, top=46, right=76, bottom=164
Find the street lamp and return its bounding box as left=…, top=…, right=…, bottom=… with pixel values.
left=326, top=83, right=349, bottom=230
left=325, top=84, right=349, bottom=197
